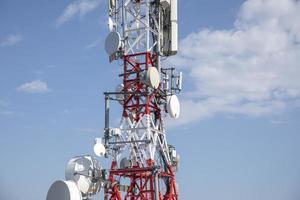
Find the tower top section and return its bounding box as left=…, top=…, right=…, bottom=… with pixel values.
left=105, top=0, right=178, bottom=61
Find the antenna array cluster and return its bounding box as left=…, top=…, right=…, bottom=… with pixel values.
left=47, top=1, right=182, bottom=200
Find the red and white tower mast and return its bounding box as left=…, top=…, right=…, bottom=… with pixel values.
left=102, top=0, right=181, bottom=200
left=46, top=1, right=182, bottom=200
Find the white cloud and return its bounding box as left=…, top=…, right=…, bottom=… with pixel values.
left=0, top=34, right=22, bottom=47
left=169, top=0, right=300, bottom=125
left=56, top=0, right=101, bottom=27
left=17, top=80, right=49, bottom=94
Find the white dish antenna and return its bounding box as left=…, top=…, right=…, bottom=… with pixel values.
left=167, top=95, right=180, bottom=118
left=46, top=180, right=82, bottom=200
left=145, top=67, right=160, bottom=89
left=94, top=138, right=106, bottom=157
left=65, top=156, right=102, bottom=196
left=105, top=31, right=122, bottom=55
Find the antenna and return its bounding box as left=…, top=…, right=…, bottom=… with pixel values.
left=177, top=71, right=183, bottom=91
left=104, top=31, right=122, bottom=55
left=47, top=180, right=82, bottom=200
left=167, top=95, right=181, bottom=118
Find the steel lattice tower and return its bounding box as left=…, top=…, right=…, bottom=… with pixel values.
left=46, top=1, right=182, bottom=200
left=102, top=0, right=181, bottom=200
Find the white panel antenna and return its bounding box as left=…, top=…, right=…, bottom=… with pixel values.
left=161, top=0, right=178, bottom=56
left=108, top=17, right=114, bottom=32
left=170, top=0, right=178, bottom=53
left=177, top=72, right=183, bottom=91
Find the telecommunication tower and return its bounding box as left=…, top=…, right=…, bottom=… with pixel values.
left=46, top=1, right=182, bottom=200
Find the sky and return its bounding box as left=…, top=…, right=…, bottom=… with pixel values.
left=1, top=0, right=300, bottom=200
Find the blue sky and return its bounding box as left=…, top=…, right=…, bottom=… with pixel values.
left=1, top=0, right=300, bottom=200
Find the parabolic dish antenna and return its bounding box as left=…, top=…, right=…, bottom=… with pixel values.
left=145, top=67, right=160, bottom=89
left=94, top=138, right=106, bottom=157
left=167, top=95, right=180, bottom=118
left=105, top=31, right=122, bottom=55
left=46, top=180, right=82, bottom=200
left=65, top=156, right=102, bottom=196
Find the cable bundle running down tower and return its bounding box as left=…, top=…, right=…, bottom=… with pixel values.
left=46, top=1, right=182, bottom=200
